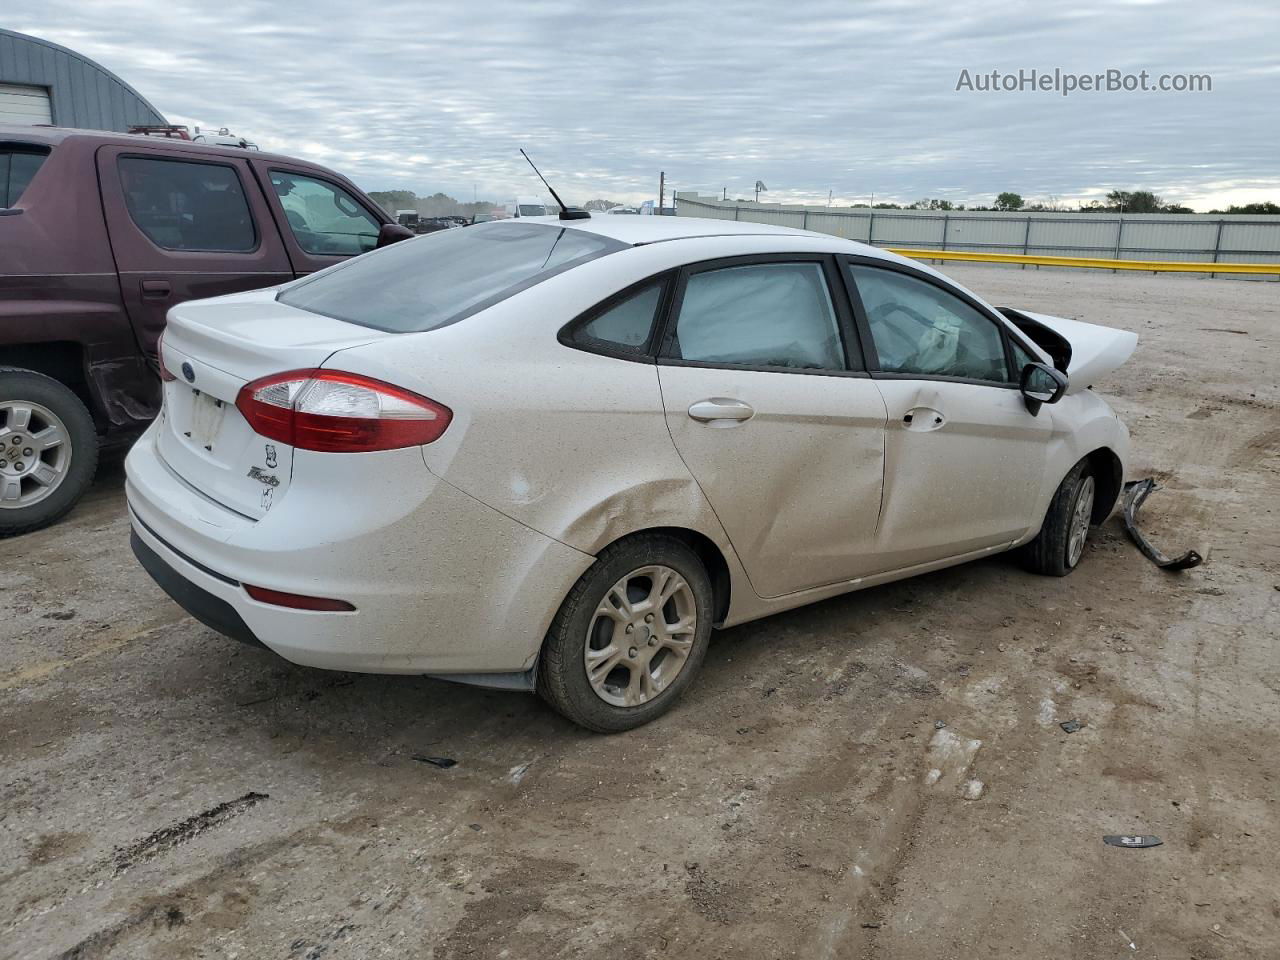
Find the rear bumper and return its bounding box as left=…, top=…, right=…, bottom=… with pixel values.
left=130, top=528, right=263, bottom=649
left=125, top=422, right=594, bottom=675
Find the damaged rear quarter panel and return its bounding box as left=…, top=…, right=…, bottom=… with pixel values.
left=327, top=252, right=743, bottom=577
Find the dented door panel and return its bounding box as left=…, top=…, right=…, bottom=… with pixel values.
left=872, top=379, right=1051, bottom=567
left=658, top=365, right=888, bottom=598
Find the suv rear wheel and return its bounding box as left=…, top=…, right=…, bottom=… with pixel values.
left=0, top=368, right=98, bottom=537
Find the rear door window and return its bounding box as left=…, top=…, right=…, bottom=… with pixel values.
left=270, top=171, right=381, bottom=255
left=278, top=221, right=625, bottom=332
left=0, top=146, right=50, bottom=207
left=665, top=261, right=849, bottom=371
left=118, top=156, right=256, bottom=252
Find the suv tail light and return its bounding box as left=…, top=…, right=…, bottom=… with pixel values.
left=236, top=369, right=451, bottom=452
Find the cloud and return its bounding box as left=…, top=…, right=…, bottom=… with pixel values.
left=9, top=0, right=1278, bottom=209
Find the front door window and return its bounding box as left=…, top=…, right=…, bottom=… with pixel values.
left=270, top=171, right=381, bottom=256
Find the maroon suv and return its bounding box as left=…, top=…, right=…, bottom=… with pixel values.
left=0, top=125, right=411, bottom=535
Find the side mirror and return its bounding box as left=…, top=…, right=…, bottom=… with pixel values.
left=1020, top=362, right=1068, bottom=415
left=376, top=222, right=415, bottom=248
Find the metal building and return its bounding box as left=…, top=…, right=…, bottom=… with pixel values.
left=0, top=28, right=166, bottom=131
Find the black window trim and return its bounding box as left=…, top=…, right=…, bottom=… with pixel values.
left=266, top=166, right=385, bottom=255
left=116, top=153, right=261, bottom=255
left=840, top=254, right=1044, bottom=391
left=653, top=252, right=873, bottom=380
left=557, top=270, right=677, bottom=363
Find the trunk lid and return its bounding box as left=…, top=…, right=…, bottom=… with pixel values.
left=1010, top=310, right=1138, bottom=395
left=156, top=288, right=390, bottom=518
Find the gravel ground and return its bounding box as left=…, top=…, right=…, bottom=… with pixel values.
left=2, top=265, right=1278, bottom=960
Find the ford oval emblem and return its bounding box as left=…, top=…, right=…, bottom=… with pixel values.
left=181, top=361, right=195, bottom=383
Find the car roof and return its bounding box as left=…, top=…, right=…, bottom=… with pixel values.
left=522, top=212, right=899, bottom=260
left=0, top=124, right=326, bottom=170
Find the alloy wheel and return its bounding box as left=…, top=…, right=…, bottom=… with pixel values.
left=0, top=401, right=72, bottom=509
left=583, top=564, right=698, bottom=708
left=1067, top=474, right=1095, bottom=567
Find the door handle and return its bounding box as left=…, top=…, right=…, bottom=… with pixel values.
left=688, top=398, right=755, bottom=423
left=141, top=280, right=172, bottom=300
left=903, top=406, right=945, bottom=431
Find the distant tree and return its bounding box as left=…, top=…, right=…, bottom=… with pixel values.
left=909, top=198, right=954, bottom=210
left=995, top=192, right=1024, bottom=211
left=1105, top=190, right=1163, bottom=213
left=1211, top=201, right=1280, bottom=214
left=584, top=199, right=621, bottom=211
left=368, top=190, right=417, bottom=215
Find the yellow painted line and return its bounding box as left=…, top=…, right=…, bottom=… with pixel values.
left=0, top=616, right=186, bottom=691
left=887, top=248, right=1280, bottom=275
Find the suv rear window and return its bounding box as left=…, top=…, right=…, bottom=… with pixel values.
left=118, top=156, right=257, bottom=252
left=278, top=221, right=625, bottom=332
left=0, top=145, right=50, bottom=208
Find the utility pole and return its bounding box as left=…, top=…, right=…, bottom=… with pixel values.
left=659, top=171, right=665, bottom=214
left=723, top=186, right=727, bottom=201
left=827, top=189, right=832, bottom=208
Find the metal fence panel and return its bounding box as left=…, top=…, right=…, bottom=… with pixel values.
left=675, top=196, right=1280, bottom=265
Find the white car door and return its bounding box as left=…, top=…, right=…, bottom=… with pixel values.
left=656, top=256, right=888, bottom=599
left=844, top=259, right=1053, bottom=570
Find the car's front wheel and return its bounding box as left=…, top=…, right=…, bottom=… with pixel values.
left=0, top=368, right=99, bottom=537
left=1022, top=459, right=1095, bottom=577
left=538, top=533, right=714, bottom=732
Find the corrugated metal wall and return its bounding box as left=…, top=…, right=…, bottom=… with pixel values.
left=676, top=195, right=1280, bottom=265
left=0, top=29, right=166, bottom=132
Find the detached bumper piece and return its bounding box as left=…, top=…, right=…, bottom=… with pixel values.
left=130, top=530, right=265, bottom=648
left=1121, top=478, right=1204, bottom=571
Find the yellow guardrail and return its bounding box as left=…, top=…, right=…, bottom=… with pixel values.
left=887, top=248, right=1280, bottom=275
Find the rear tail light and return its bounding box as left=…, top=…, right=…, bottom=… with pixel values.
left=157, top=331, right=177, bottom=382
left=244, top=583, right=355, bottom=611
left=235, top=369, right=451, bottom=452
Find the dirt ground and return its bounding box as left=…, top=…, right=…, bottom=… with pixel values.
left=2, top=265, right=1278, bottom=960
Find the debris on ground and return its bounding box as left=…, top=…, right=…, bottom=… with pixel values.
left=962, top=779, right=985, bottom=800
left=1103, top=834, right=1163, bottom=848
left=923, top=728, right=982, bottom=790
left=1060, top=720, right=1084, bottom=733
left=412, top=756, right=457, bottom=768
left=1121, top=478, right=1204, bottom=570
left=112, top=792, right=269, bottom=875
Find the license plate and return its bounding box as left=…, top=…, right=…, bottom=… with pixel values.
left=189, top=391, right=225, bottom=449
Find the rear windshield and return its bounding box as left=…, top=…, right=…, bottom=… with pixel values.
left=278, top=221, right=624, bottom=332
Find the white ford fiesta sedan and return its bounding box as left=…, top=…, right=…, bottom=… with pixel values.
left=126, top=214, right=1136, bottom=731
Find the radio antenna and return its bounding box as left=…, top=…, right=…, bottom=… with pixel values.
left=520, top=149, right=590, bottom=220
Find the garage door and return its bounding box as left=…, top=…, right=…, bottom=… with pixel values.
left=0, top=84, right=53, bottom=125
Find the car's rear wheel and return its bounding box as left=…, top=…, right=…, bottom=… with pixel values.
left=1022, top=459, right=1095, bottom=577
left=538, top=533, right=714, bottom=732
left=0, top=368, right=99, bottom=537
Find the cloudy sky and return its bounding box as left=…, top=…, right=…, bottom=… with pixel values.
left=9, top=0, right=1278, bottom=209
